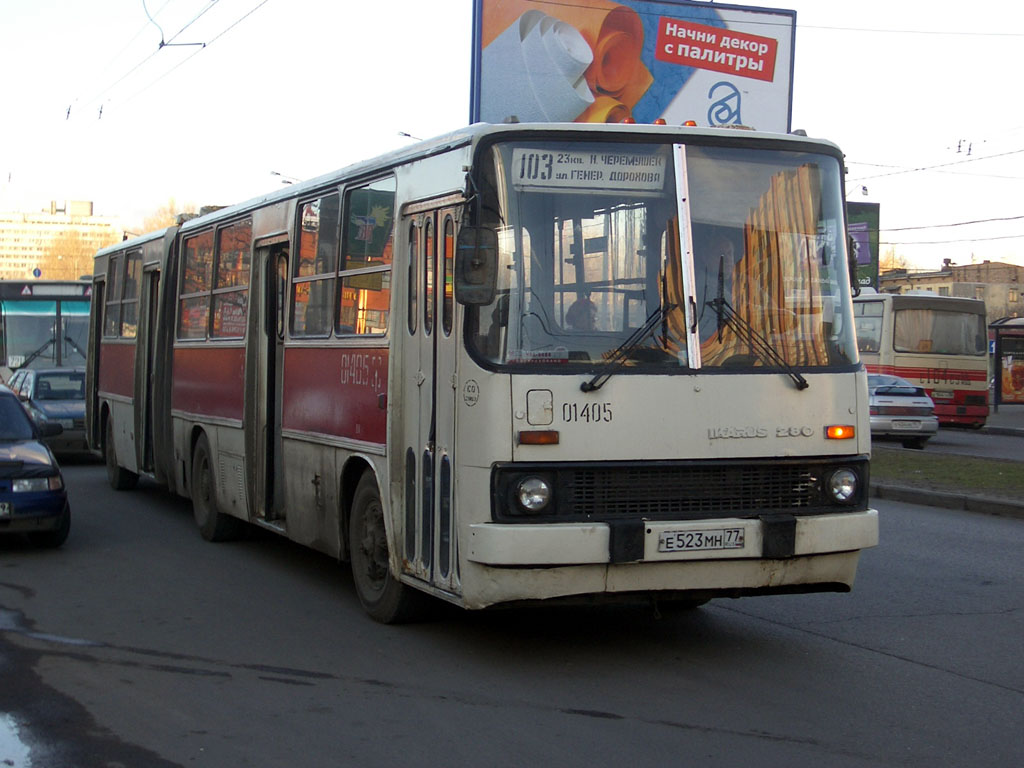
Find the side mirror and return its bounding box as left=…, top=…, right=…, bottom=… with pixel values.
left=454, top=226, right=498, bottom=305
left=38, top=420, right=64, bottom=438
left=847, top=235, right=861, bottom=297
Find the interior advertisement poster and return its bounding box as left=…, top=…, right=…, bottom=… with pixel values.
left=470, top=0, right=796, bottom=131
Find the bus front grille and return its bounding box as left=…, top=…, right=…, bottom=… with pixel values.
left=492, top=458, right=869, bottom=522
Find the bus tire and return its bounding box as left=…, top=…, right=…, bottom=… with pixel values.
left=105, top=418, right=138, bottom=491
left=191, top=434, right=242, bottom=542
left=349, top=472, right=427, bottom=624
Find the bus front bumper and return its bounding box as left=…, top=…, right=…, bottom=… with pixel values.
left=466, top=509, right=878, bottom=566
left=457, top=510, right=878, bottom=610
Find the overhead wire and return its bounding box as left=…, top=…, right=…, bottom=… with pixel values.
left=120, top=0, right=271, bottom=105
left=72, top=0, right=265, bottom=117
left=848, top=148, right=1024, bottom=183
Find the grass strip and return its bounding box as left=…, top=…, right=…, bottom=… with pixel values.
left=871, top=447, right=1024, bottom=499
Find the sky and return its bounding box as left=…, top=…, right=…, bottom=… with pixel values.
left=1, top=0, right=1022, bottom=271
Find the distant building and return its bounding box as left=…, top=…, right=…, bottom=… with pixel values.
left=879, top=259, right=1023, bottom=324
left=0, top=201, right=122, bottom=280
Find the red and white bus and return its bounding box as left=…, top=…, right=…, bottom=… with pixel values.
left=89, top=122, right=877, bottom=622
left=853, top=291, right=989, bottom=428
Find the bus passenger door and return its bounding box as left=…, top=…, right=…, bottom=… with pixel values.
left=401, top=203, right=461, bottom=592
left=249, top=241, right=287, bottom=522
left=139, top=267, right=160, bottom=471
left=86, top=280, right=105, bottom=449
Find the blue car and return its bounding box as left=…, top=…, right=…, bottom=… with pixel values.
left=0, top=384, right=70, bottom=547
left=7, top=367, right=89, bottom=456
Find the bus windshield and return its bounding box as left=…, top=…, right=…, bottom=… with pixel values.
left=468, top=139, right=858, bottom=372
left=1, top=299, right=90, bottom=370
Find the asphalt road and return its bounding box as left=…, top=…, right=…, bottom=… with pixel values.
left=1, top=463, right=1022, bottom=768
left=912, top=426, right=1024, bottom=460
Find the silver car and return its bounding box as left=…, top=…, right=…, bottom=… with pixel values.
left=868, top=374, right=938, bottom=450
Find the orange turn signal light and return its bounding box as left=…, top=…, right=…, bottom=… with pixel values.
left=653, top=118, right=667, bottom=125
left=518, top=430, right=560, bottom=445
left=826, top=425, right=856, bottom=440
left=683, top=120, right=698, bottom=127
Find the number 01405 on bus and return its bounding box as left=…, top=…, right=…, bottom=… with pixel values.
left=658, top=528, right=745, bottom=553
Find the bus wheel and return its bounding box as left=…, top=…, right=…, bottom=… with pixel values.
left=191, top=435, right=242, bottom=542
left=105, top=418, right=138, bottom=491
left=349, top=472, right=427, bottom=624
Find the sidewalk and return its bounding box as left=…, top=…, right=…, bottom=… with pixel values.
left=983, top=402, right=1024, bottom=437
left=871, top=403, right=1024, bottom=519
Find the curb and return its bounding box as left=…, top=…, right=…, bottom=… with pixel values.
left=871, top=483, right=1024, bottom=520
left=981, top=426, right=1024, bottom=438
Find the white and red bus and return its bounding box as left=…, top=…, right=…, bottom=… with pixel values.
left=853, top=291, right=989, bottom=428
left=89, top=123, right=877, bottom=622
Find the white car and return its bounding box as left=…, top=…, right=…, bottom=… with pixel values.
left=868, top=374, right=938, bottom=449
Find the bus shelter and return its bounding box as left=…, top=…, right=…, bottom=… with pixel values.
left=990, top=316, right=1024, bottom=407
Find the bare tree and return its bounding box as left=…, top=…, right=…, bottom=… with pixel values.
left=142, top=198, right=197, bottom=232
left=40, top=230, right=121, bottom=280
left=879, top=246, right=908, bottom=273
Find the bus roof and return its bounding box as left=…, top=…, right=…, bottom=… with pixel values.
left=855, top=292, right=987, bottom=315
left=171, top=122, right=843, bottom=235
left=94, top=226, right=176, bottom=259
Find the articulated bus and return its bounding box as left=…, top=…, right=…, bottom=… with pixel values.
left=853, top=291, right=989, bottom=428
left=89, top=123, right=877, bottom=622
left=1, top=279, right=91, bottom=381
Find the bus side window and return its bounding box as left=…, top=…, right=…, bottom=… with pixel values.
left=339, top=176, right=395, bottom=336
left=291, top=195, right=339, bottom=338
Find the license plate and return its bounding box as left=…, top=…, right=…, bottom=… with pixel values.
left=932, top=390, right=953, bottom=400
left=658, top=527, right=745, bottom=553
left=892, top=420, right=921, bottom=430
left=0, top=502, right=11, bottom=518
left=59, top=419, right=75, bottom=428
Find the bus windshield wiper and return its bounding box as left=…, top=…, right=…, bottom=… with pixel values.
left=581, top=304, right=676, bottom=393
left=64, top=335, right=87, bottom=358
left=708, top=298, right=809, bottom=390
left=16, top=336, right=56, bottom=371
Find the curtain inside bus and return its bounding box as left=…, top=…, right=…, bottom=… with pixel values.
left=893, top=309, right=987, bottom=355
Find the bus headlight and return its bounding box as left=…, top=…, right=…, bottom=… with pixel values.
left=515, top=476, right=552, bottom=513
left=827, top=468, right=858, bottom=504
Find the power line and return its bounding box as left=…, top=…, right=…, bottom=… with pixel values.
left=883, top=233, right=1024, bottom=246
left=883, top=214, right=1024, bottom=233
left=848, top=148, right=1024, bottom=182
left=122, top=0, right=271, bottom=105
left=798, top=23, right=1024, bottom=37
left=71, top=0, right=267, bottom=117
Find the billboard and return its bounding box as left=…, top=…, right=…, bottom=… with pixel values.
left=847, top=201, right=880, bottom=291
left=470, top=0, right=796, bottom=131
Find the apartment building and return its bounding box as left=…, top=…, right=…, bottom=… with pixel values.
left=0, top=200, right=122, bottom=279
left=880, top=259, right=1024, bottom=324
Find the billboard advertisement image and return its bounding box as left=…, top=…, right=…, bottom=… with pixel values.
left=471, top=0, right=795, bottom=131
left=847, top=201, right=881, bottom=291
